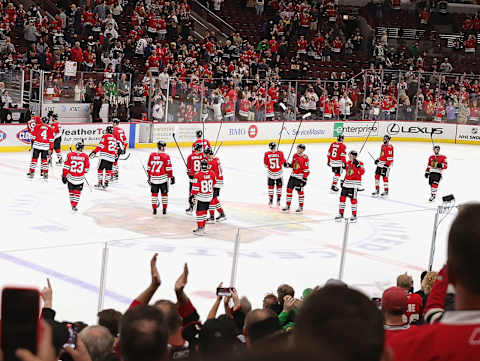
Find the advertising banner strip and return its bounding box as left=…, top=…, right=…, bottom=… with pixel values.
left=0, top=123, right=131, bottom=152
left=1, top=121, right=480, bottom=151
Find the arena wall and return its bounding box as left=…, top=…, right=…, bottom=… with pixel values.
left=0, top=121, right=479, bottom=152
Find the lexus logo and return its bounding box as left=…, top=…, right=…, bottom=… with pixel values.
left=387, top=123, right=443, bottom=135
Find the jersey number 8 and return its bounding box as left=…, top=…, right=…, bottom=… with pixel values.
left=193, top=160, right=201, bottom=172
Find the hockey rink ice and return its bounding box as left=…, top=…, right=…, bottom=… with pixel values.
left=1, top=141, right=479, bottom=323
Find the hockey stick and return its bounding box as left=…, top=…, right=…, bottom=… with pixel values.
left=214, top=142, right=223, bottom=157
left=276, top=118, right=286, bottom=148
left=172, top=133, right=188, bottom=168
left=286, top=113, right=310, bottom=162
left=359, top=119, right=378, bottom=155
left=213, top=119, right=224, bottom=154
left=119, top=153, right=130, bottom=161
left=366, top=149, right=376, bottom=162
left=276, top=102, right=288, bottom=148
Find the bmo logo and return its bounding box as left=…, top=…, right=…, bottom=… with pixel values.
left=248, top=125, right=258, bottom=139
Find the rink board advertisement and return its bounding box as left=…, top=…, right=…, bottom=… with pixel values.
left=42, top=103, right=109, bottom=122
left=1, top=121, right=480, bottom=151
left=381, top=122, right=457, bottom=141
left=151, top=122, right=334, bottom=146
left=455, top=125, right=480, bottom=144
left=0, top=123, right=133, bottom=151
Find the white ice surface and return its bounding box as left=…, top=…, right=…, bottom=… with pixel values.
left=0, top=141, right=478, bottom=324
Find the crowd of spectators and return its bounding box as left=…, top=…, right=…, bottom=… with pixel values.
left=2, top=202, right=480, bottom=361
left=0, top=0, right=477, bottom=122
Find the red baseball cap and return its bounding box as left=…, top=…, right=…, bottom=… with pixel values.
left=381, top=287, right=407, bottom=313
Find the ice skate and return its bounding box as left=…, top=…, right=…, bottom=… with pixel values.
left=216, top=213, right=227, bottom=222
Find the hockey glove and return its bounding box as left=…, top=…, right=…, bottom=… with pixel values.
left=62, top=176, right=67, bottom=184
left=425, top=172, right=430, bottom=179
left=89, top=151, right=96, bottom=159
left=342, top=163, right=346, bottom=170
left=353, top=159, right=360, bottom=168
left=170, top=176, right=175, bottom=185
left=283, top=162, right=291, bottom=168
left=436, top=163, right=443, bottom=169
left=327, top=161, right=331, bottom=167
left=374, top=159, right=379, bottom=165
left=301, top=178, right=307, bottom=187
left=147, top=177, right=152, bottom=185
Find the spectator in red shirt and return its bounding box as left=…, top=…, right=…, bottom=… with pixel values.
left=389, top=203, right=480, bottom=361
left=70, top=41, right=84, bottom=65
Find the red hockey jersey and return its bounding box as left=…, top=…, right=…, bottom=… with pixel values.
left=290, top=154, right=310, bottom=180
left=147, top=151, right=173, bottom=184
left=404, top=293, right=423, bottom=324
left=94, top=134, right=118, bottom=162
left=327, top=141, right=347, bottom=168
left=187, top=151, right=205, bottom=178
left=426, top=154, right=447, bottom=174
left=388, top=311, right=480, bottom=361
left=28, top=116, right=42, bottom=134
left=191, top=170, right=216, bottom=202
left=32, top=124, right=54, bottom=151
left=343, top=160, right=365, bottom=189
left=50, top=121, right=62, bottom=140
left=378, top=144, right=394, bottom=167
left=62, top=151, right=90, bottom=185
left=208, top=157, right=223, bottom=189
left=113, top=126, right=128, bottom=151
left=264, top=150, right=286, bottom=179
left=192, top=139, right=211, bottom=151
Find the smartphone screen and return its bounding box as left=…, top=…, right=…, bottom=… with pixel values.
left=216, top=287, right=232, bottom=297
left=1, top=288, right=40, bottom=361
left=63, top=323, right=77, bottom=349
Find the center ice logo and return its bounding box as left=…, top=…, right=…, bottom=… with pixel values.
left=16, top=128, right=32, bottom=144
left=0, top=130, right=6, bottom=143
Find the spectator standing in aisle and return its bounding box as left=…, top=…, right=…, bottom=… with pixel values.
left=255, top=0, right=264, bottom=16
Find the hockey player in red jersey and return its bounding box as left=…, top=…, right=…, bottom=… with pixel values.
left=27, top=115, right=42, bottom=135
left=186, top=143, right=205, bottom=213
left=89, top=125, right=118, bottom=189
left=205, top=147, right=226, bottom=222
left=27, top=118, right=54, bottom=179
left=327, top=135, right=347, bottom=192
left=112, top=119, right=128, bottom=182
left=62, top=141, right=90, bottom=211
left=147, top=141, right=174, bottom=215
left=50, top=113, right=63, bottom=164
left=372, top=135, right=394, bottom=197
left=264, top=142, right=286, bottom=207
left=336, top=150, right=365, bottom=223
left=283, top=144, right=310, bottom=213
left=191, top=159, right=216, bottom=235
left=192, top=130, right=211, bottom=151
left=425, top=145, right=447, bottom=202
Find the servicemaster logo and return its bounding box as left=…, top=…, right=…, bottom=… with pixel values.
left=333, top=122, right=344, bottom=137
